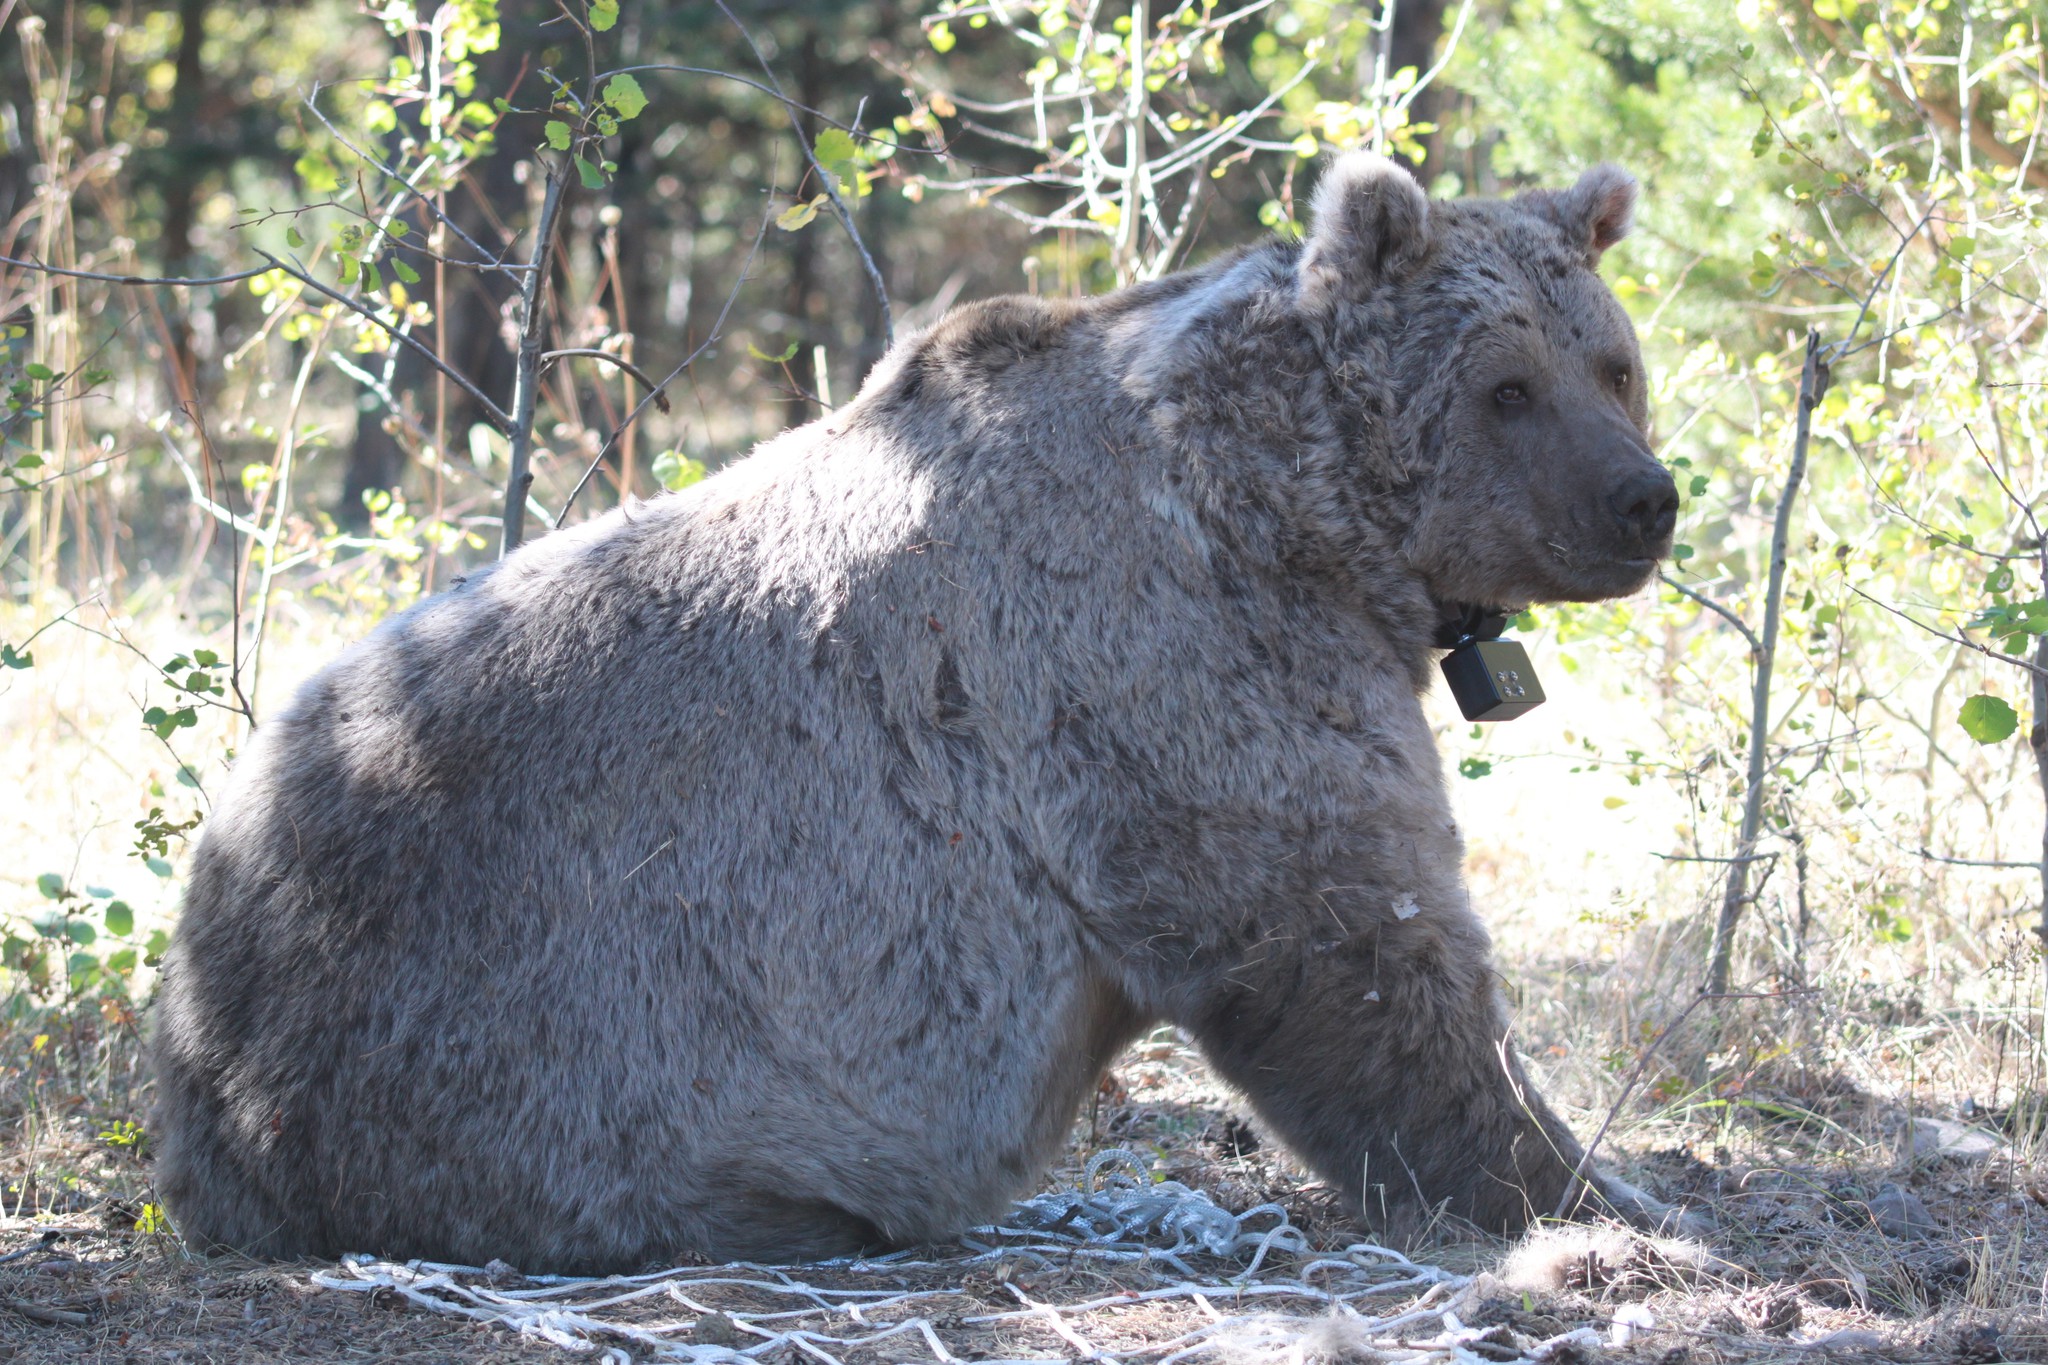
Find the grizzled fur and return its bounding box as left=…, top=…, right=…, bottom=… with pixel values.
left=152, top=155, right=1680, bottom=1272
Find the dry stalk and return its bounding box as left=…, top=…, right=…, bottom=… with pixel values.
left=1706, top=331, right=1826, bottom=996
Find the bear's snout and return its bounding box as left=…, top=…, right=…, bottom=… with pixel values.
left=1606, top=461, right=1679, bottom=551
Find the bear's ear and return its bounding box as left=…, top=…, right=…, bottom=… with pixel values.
left=1297, top=151, right=1431, bottom=309
left=1523, top=164, right=1637, bottom=266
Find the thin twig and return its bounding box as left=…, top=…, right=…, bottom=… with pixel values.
left=301, top=84, right=526, bottom=276
left=0, top=1297, right=89, bottom=1327
left=253, top=251, right=511, bottom=431
left=1706, top=333, right=1825, bottom=995
left=542, top=349, right=670, bottom=411
left=1552, top=988, right=1814, bottom=1221
left=1848, top=585, right=2048, bottom=681
left=713, top=0, right=892, bottom=344
left=1659, top=573, right=1763, bottom=657
left=0, top=252, right=269, bottom=287
left=1917, top=847, right=2042, bottom=870
left=556, top=175, right=779, bottom=523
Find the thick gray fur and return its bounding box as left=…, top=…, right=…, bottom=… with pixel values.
left=152, top=155, right=1682, bottom=1272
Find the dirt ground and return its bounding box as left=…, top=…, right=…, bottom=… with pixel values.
left=5, top=1026, right=2048, bottom=1365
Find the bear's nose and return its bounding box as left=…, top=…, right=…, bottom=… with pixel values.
left=1608, top=465, right=1679, bottom=545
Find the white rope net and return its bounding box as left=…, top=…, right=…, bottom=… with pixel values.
left=310, top=1150, right=1597, bottom=1364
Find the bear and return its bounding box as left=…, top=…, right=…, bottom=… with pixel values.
left=149, top=152, right=1681, bottom=1273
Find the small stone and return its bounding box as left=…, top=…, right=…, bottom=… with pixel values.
left=1903, top=1117, right=2005, bottom=1164
left=481, top=1258, right=523, bottom=1285
left=1869, top=1182, right=1936, bottom=1240
left=694, top=1309, right=745, bottom=1347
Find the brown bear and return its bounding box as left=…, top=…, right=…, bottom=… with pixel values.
left=150, top=153, right=1681, bottom=1272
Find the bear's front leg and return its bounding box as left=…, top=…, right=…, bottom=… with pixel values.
left=1168, top=891, right=1595, bottom=1238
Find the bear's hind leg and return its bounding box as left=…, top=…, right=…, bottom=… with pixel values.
left=153, top=1077, right=314, bottom=1259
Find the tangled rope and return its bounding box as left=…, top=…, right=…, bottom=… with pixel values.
left=310, top=1151, right=1590, bottom=1364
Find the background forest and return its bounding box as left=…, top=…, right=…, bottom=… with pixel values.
left=3, top=0, right=2048, bottom=1357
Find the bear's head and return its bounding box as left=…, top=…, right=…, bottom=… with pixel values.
left=1298, top=152, right=1678, bottom=607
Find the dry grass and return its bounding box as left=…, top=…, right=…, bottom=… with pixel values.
left=4, top=1012, right=2048, bottom=1362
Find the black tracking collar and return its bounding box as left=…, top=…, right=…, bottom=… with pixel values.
left=1431, top=602, right=1513, bottom=651
left=1432, top=601, right=1545, bottom=722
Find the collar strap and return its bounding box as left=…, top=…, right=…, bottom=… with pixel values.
left=1432, top=603, right=1513, bottom=650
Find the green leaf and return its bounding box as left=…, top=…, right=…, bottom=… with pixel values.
left=338, top=255, right=360, bottom=286
left=650, top=450, right=706, bottom=491
left=106, top=949, right=137, bottom=975
left=24, top=363, right=53, bottom=381
left=144, top=928, right=171, bottom=964
left=145, top=857, right=173, bottom=879
left=1688, top=475, right=1708, bottom=498
left=104, top=901, right=134, bottom=936
left=66, top=921, right=96, bottom=946
left=1959, top=694, right=2020, bottom=744
left=0, top=642, right=31, bottom=669
left=36, top=873, right=65, bottom=900
left=296, top=150, right=341, bottom=195
left=545, top=119, right=572, bottom=150
left=747, top=339, right=802, bottom=363
left=604, top=73, right=648, bottom=121
left=393, top=259, right=422, bottom=285
left=575, top=155, right=606, bottom=190
left=813, top=127, right=859, bottom=190
left=589, top=0, right=619, bottom=31
left=1670, top=544, right=1694, bottom=564
left=142, top=704, right=197, bottom=739
left=363, top=260, right=383, bottom=293
left=286, top=225, right=306, bottom=249
left=927, top=19, right=956, bottom=52
left=1458, top=757, right=1493, bottom=780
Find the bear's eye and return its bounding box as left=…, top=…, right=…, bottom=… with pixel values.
left=1613, top=364, right=1633, bottom=392
left=1494, top=383, right=1528, bottom=406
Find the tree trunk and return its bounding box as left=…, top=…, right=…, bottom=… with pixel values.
left=1387, top=0, right=1450, bottom=170
left=158, top=0, right=211, bottom=385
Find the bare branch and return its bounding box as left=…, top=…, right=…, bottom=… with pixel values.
left=713, top=0, right=892, bottom=344
left=1918, top=847, right=2041, bottom=870
left=1554, top=986, right=1815, bottom=1221
left=1659, top=572, right=1764, bottom=658
left=499, top=155, right=573, bottom=555
left=0, top=252, right=270, bottom=288
left=301, top=85, right=525, bottom=276
left=1707, top=332, right=1824, bottom=995
left=252, top=251, right=511, bottom=430
left=1848, top=584, right=2048, bottom=681
left=557, top=177, right=780, bottom=524
left=543, top=349, right=671, bottom=412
